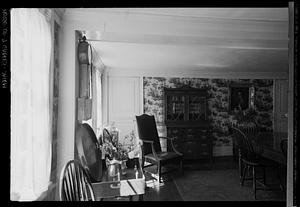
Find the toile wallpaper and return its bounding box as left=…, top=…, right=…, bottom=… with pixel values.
left=143, top=77, right=273, bottom=149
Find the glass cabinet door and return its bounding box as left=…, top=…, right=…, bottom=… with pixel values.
left=166, top=95, right=185, bottom=121
left=188, top=95, right=206, bottom=121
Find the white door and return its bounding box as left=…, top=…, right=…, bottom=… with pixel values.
left=273, top=79, right=288, bottom=150
left=108, top=76, right=141, bottom=142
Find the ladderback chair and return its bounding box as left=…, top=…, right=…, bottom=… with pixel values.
left=135, top=114, right=183, bottom=182
left=231, top=126, right=284, bottom=200
left=75, top=123, right=103, bottom=182
left=59, top=160, right=95, bottom=201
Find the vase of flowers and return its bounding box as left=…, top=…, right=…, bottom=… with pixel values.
left=102, top=126, right=140, bottom=174
left=102, top=124, right=130, bottom=175
left=122, top=130, right=139, bottom=168
left=106, top=158, right=121, bottom=178
left=103, top=140, right=128, bottom=175
left=102, top=141, right=129, bottom=161
left=122, top=130, right=137, bottom=155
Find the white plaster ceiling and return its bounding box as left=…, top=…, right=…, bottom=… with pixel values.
left=65, top=8, right=289, bottom=77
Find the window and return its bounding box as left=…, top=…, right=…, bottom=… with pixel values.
left=11, top=9, right=52, bottom=201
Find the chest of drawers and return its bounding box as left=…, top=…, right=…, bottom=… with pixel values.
left=167, top=126, right=213, bottom=160
left=164, top=86, right=213, bottom=161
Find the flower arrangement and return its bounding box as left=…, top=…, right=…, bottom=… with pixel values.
left=121, top=130, right=137, bottom=153
left=102, top=141, right=129, bottom=161
left=102, top=126, right=137, bottom=161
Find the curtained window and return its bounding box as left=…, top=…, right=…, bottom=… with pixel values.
left=11, top=8, right=52, bottom=201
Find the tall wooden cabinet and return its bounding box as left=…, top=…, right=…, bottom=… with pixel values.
left=164, top=86, right=213, bottom=160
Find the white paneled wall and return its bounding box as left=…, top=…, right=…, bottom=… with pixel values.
left=108, top=76, right=141, bottom=142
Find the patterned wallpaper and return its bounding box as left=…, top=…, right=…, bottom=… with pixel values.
left=143, top=77, right=273, bottom=148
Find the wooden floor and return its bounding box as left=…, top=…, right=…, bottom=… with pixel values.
left=122, top=156, right=287, bottom=202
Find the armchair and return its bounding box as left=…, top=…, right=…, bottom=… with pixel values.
left=135, top=114, right=183, bottom=183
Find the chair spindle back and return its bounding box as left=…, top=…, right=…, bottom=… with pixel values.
left=59, top=160, right=95, bottom=201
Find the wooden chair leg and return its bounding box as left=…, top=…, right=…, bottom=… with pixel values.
left=180, top=159, right=184, bottom=175
left=275, top=165, right=285, bottom=193
left=239, top=157, right=243, bottom=182
left=157, top=162, right=161, bottom=183
left=232, top=149, right=237, bottom=168
left=253, top=166, right=257, bottom=200
left=241, top=164, right=247, bottom=186
left=238, top=150, right=242, bottom=177
left=247, top=165, right=251, bottom=177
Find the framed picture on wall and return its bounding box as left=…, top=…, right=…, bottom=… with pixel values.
left=229, top=84, right=253, bottom=111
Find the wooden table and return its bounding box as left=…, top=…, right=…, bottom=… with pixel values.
left=91, top=162, right=146, bottom=201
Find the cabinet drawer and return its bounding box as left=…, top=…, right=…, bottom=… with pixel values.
left=167, top=126, right=212, bottom=159
left=199, top=134, right=210, bottom=141
left=186, top=134, right=197, bottom=139
left=172, top=141, right=184, bottom=154
left=183, top=141, right=211, bottom=157
left=185, top=141, right=209, bottom=147
left=185, top=134, right=210, bottom=142
left=186, top=128, right=209, bottom=134
left=168, top=128, right=184, bottom=139
left=184, top=141, right=209, bottom=151
left=186, top=128, right=195, bottom=134
left=184, top=147, right=210, bottom=158
left=168, top=128, right=181, bottom=135
left=198, top=150, right=210, bottom=157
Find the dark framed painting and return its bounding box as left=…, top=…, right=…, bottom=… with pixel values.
left=229, top=84, right=254, bottom=111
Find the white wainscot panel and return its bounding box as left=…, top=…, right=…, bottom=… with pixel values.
left=108, top=76, right=141, bottom=139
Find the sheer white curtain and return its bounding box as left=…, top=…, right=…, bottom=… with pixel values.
left=11, top=9, right=52, bottom=201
